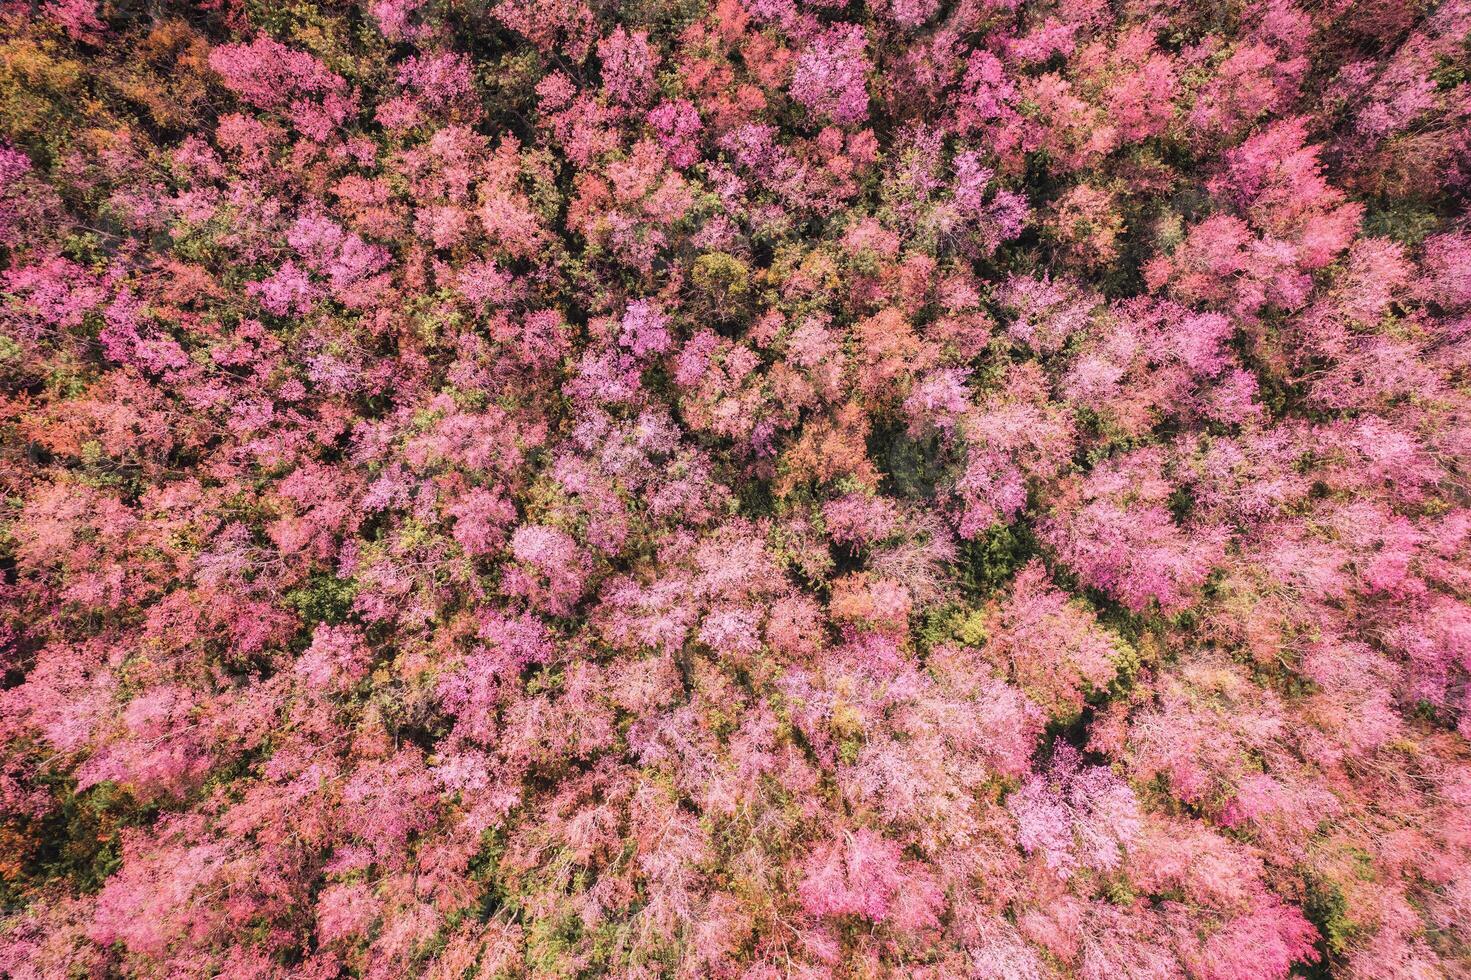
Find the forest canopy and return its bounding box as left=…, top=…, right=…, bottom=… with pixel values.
left=1, top=0, right=1471, bottom=977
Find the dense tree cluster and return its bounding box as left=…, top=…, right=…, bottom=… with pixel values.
left=1, top=0, right=1470, bottom=976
